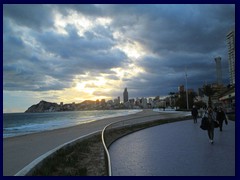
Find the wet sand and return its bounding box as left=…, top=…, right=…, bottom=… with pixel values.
left=3, top=109, right=190, bottom=176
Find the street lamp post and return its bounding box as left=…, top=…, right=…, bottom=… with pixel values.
left=185, top=68, right=189, bottom=110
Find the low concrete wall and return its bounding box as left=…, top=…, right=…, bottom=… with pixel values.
left=15, top=131, right=101, bottom=176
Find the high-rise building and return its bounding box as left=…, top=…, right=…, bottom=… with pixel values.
left=114, top=97, right=120, bottom=104
left=123, top=88, right=128, bottom=103
left=214, top=57, right=222, bottom=85
left=226, top=29, right=235, bottom=85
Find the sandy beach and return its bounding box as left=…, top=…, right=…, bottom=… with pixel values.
left=3, top=109, right=189, bottom=176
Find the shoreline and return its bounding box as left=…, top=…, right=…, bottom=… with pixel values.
left=3, top=109, right=189, bottom=176
left=3, top=110, right=145, bottom=141
left=3, top=109, right=143, bottom=139
left=3, top=109, right=153, bottom=176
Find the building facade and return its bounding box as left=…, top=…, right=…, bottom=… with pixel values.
left=226, top=30, right=235, bottom=85
left=214, top=57, right=222, bottom=85
left=123, top=88, right=128, bottom=103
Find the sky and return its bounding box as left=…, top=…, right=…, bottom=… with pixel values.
left=3, top=4, right=235, bottom=113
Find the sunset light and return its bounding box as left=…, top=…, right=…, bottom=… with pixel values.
left=3, top=4, right=235, bottom=177
left=3, top=4, right=235, bottom=112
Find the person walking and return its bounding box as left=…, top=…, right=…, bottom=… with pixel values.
left=191, top=105, right=198, bottom=123
left=216, top=107, right=227, bottom=132
left=203, top=107, right=215, bottom=144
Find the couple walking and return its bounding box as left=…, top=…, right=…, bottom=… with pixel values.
left=192, top=105, right=228, bottom=144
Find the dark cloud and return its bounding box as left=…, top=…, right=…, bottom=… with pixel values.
left=139, top=5, right=233, bottom=55
left=3, top=4, right=54, bottom=31
left=3, top=4, right=235, bottom=98
left=3, top=5, right=127, bottom=92
left=35, top=25, right=116, bottom=58
left=53, top=4, right=103, bottom=17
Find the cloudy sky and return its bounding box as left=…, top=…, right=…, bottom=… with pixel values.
left=3, top=4, right=235, bottom=113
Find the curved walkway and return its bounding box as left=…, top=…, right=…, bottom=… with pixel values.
left=109, top=119, right=235, bottom=176
left=3, top=109, right=189, bottom=176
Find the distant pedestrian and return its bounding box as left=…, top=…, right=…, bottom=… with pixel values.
left=203, top=107, right=215, bottom=144
left=216, top=107, right=227, bottom=132
left=213, top=106, right=218, bottom=120
left=203, top=104, right=207, bottom=110
left=191, top=105, right=198, bottom=123
left=213, top=106, right=218, bottom=112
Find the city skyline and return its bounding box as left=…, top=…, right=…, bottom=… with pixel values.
left=3, top=4, right=235, bottom=113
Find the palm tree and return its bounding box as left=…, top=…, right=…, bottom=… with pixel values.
left=203, top=85, right=216, bottom=108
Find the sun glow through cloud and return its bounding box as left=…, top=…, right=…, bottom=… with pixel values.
left=3, top=4, right=235, bottom=112
left=54, top=10, right=112, bottom=37
left=75, top=76, right=109, bottom=96
left=118, top=41, right=147, bottom=60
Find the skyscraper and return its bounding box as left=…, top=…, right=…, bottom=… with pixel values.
left=214, top=57, right=222, bottom=85
left=123, top=88, right=128, bottom=103
left=226, top=29, right=235, bottom=85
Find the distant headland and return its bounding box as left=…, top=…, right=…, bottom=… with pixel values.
left=25, top=100, right=128, bottom=113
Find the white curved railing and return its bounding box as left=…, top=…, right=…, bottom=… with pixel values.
left=101, top=116, right=148, bottom=176
left=101, top=115, right=160, bottom=176
left=101, top=124, right=112, bottom=176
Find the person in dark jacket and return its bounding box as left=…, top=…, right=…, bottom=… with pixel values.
left=203, top=107, right=215, bottom=144
left=216, top=107, right=227, bottom=131
left=191, top=105, right=198, bottom=123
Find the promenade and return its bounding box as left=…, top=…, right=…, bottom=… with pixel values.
left=3, top=109, right=189, bottom=176
left=109, top=118, right=235, bottom=176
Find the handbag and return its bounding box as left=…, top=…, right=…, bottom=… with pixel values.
left=214, top=120, right=219, bottom=128
left=200, top=117, right=209, bottom=130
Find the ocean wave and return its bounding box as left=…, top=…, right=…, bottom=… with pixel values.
left=3, top=109, right=142, bottom=138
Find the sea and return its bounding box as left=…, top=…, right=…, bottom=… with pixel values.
left=3, top=109, right=142, bottom=138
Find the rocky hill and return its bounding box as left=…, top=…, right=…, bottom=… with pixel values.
left=24, top=100, right=99, bottom=113
left=25, top=100, right=61, bottom=113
